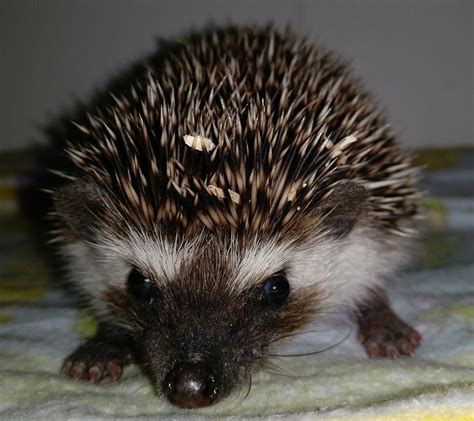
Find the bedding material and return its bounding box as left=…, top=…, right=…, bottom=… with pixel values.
left=0, top=149, right=473, bottom=420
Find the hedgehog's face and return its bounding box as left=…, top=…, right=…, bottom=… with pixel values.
left=127, top=268, right=288, bottom=407
left=105, top=234, right=319, bottom=409
left=55, top=180, right=367, bottom=408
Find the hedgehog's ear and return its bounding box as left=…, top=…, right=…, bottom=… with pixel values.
left=320, top=182, right=369, bottom=238
left=53, top=181, right=105, bottom=240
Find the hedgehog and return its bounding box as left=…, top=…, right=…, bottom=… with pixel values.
left=51, top=26, right=422, bottom=409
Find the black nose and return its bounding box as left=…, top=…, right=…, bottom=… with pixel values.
left=163, top=362, right=219, bottom=408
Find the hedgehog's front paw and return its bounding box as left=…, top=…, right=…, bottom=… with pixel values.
left=61, top=340, right=133, bottom=383
left=357, top=313, right=422, bottom=359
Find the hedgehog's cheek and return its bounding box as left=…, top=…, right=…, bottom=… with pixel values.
left=162, top=362, right=219, bottom=408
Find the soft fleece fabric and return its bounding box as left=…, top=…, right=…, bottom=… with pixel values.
left=0, top=149, right=473, bottom=420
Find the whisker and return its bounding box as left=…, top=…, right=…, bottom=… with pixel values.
left=268, top=324, right=353, bottom=358
left=262, top=360, right=294, bottom=377
left=269, top=328, right=336, bottom=345
left=263, top=357, right=329, bottom=379
left=230, top=376, right=251, bottom=405
left=243, top=374, right=252, bottom=400
left=264, top=366, right=326, bottom=379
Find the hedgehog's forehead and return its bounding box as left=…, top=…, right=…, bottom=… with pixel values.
left=113, top=229, right=292, bottom=289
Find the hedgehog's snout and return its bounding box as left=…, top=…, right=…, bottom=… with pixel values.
left=163, top=362, right=219, bottom=408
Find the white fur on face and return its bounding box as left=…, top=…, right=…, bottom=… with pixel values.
left=62, top=230, right=292, bottom=310
left=290, top=227, right=408, bottom=311
left=61, top=224, right=408, bottom=319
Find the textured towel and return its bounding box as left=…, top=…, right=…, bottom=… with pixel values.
left=0, top=149, right=473, bottom=420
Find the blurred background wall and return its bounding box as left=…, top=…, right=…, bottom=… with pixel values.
left=1, top=0, right=472, bottom=151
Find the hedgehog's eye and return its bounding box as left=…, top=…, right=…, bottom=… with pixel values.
left=127, top=268, right=159, bottom=304
left=262, top=273, right=290, bottom=307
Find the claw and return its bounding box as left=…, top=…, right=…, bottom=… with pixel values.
left=71, top=362, right=87, bottom=380
left=366, top=342, right=380, bottom=358
left=399, top=339, right=414, bottom=356
left=89, top=365, right=105, bottom=384
left=385, top=344, right=399, bottom=359
left=410, top=332, right=422, bottom=346
left=106, top=361, right=123, bottom=381
left=60, top=361, right=72, bottom=376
